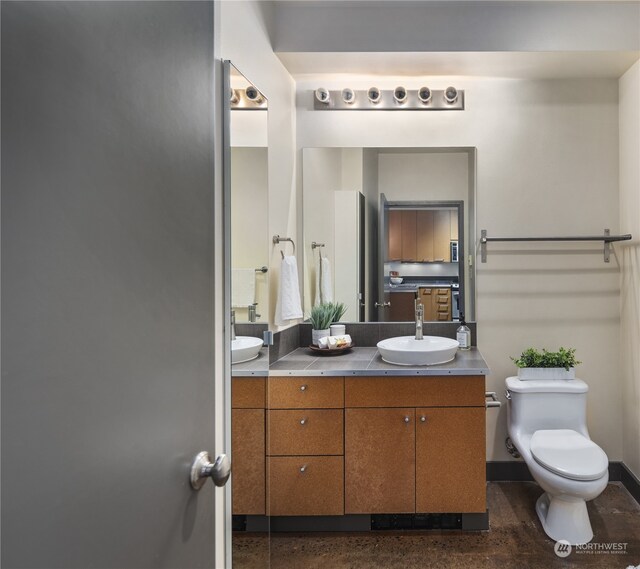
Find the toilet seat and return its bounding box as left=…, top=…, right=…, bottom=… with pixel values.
left=530, top=429, right=608, bottom=481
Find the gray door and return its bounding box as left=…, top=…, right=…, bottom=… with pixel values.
left=1, top=2, right=222, bottom=568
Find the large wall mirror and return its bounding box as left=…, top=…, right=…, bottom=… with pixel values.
left=302, top=147, right=476, bottom=323
left=226, top=62, right=270, bottom=567
left=229, top=64, right=269, bottom=328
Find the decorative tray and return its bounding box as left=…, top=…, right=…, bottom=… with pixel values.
left=308, top=343, right=354, bottom=356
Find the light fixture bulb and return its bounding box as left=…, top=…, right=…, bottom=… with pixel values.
left=444, top=86, right=458, bottom=104
left=393, top=86, right=407, bottom=104
left=342, top=88, right=355, bottom=104
left=418, top=87, right=432, bottom=104
left=245, top=85, right=264, bottom=104
left=315, top=87, right=330, bottom=104
left=367, top=87, right=381, bottom=104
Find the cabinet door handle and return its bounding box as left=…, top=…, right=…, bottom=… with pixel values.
left=300, top=418, right=307, bottom=425
left=404, top=416, right=410, bottom=423
left=300, top=465, right=307, bottom=473
left=300, top=385, right=307, bottom=392
left=420, top=416, right=426, bottom=422
left=375, top=301, right=391, bottom=308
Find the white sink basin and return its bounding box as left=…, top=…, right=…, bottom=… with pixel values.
left=232, top=336, right=264, bottom=364
left=377, top=336, right=459, bottom=366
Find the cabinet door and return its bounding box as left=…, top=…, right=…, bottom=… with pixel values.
left=416, top=210, right=434, bottom=262
left=388, top=210, right=403, bottom=261
left=388, top=291, right=417, bottom=321
left=345, top=408, right=415, bottom=513
left=232, top=409, right=266, bottom=515
left=416, top=407, right=486, bottom=513
left=401, top=210, right=417, bottom=261
left=433, top=210, right=451, bottom=262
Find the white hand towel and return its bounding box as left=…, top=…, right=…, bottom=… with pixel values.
left=320, top=255, right=333, bottom=303
left=314, top=254, right=322, bottom=307
left=231, top=269, right=255, bottom=308
left=275, top=255, right=303, bottom=325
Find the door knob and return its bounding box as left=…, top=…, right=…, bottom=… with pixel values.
left=190, top=451, right=231, bottom=490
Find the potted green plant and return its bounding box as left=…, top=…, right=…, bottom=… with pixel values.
left=309, top=303, right=335, bottom=346
left=511, top=347, right=580, bottom=380
left=309, top=302, right=349, bottom=345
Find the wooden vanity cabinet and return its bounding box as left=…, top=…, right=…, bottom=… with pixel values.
left=344, top=376, right=486, bottom=515
left=416, top=407, right=486, bottom=513
left=345, top=408, right=416, bottom=513
left=266, top=377, right=345, bottom=516
left=232, top=378, right=266, bottom=515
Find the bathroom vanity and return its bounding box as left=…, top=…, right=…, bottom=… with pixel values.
left=231, top=345, right=490, bottom=530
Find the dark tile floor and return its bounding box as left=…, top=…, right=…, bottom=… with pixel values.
left=232, top=482, right=640, bottom=569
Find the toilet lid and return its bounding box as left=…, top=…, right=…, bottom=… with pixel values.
left=530, top=429, right=608, bottom=481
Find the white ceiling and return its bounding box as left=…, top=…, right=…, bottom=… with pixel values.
left=277, top=51, right=640, bottom=80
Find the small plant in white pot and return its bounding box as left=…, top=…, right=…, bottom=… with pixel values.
left=309, top=302, right=348, bottom=346
left=511, top=347, right=580, bottom=380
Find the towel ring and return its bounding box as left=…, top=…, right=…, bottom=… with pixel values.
left=273, top=235, right=295, bottom=259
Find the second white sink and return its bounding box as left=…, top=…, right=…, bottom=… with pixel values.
left=377, top=336, right=459, bottom=366
left=232, top=336, right=264, bottom=364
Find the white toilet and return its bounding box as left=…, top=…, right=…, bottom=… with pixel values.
left=505, top=376, right=608, bottom=545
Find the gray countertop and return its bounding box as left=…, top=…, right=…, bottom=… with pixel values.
left=239, top=346, right=489, bottom=377
left=232, top=347, right=269, bottom=377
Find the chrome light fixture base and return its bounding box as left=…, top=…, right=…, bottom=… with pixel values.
left=313, top=88, right=464, bottom=110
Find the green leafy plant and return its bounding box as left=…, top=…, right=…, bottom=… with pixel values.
left=309, top=303, right=336, bottom=330
left=511, top=347, right=580, bottom=371
left=330, top=302, right=347, bottom=323
left=309, top=301, right=348, bottom=329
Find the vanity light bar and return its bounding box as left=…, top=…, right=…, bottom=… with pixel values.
left=230, top=87, right=267, bottom=110
left=313, top=88, right=464, bottom=111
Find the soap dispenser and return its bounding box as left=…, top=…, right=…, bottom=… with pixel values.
left=456, top=313, right=471, bottom=350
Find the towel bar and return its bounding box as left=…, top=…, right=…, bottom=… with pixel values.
left=480, top=228, right=632, bottom=263
left=311, top=241, right=325, bottom=250
left=273, top=235, right=296, bottom=258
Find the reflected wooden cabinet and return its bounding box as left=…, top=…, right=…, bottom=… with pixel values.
left=419, top=287, right=452, bottom=321
left=387, top=208, right=456, bottom=262
left=388, top=290, right=417, bottom=321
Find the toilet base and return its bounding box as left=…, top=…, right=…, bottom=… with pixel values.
left=536, top=492, right=593, bottom=545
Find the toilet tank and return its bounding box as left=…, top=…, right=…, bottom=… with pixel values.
left=506, top=377, right=589, bottom=437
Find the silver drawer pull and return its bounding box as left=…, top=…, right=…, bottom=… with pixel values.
left=420, top=416, right=426, bottom=422
left=300, top=385, right=307, bottom=392
left=300, top=465, right=307, bottom=473
left=300, top=418, right=307, bottom=425
left=404, top=416, right=410, bottom=423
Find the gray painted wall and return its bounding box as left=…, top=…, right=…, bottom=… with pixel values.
left=2, top=2, right=217, bottom=567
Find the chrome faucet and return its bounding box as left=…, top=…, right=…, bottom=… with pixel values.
left=248, top=303, right=261, bottom=323
left=231, top=310, right=236, bottom=341
left=415, top=300, right=424, bottom=340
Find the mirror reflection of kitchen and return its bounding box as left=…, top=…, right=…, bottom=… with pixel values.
left=302, top=147, right=476, bottom=322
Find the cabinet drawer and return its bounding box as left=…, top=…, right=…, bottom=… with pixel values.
left=267, top=409, right=343, bottom=456
left=267, top=456, right=344, bottom=516
left=437, top=288, right=449, bottom=295
left=232, top=378, right=265, bottom=409
left=345, top=376, right=485, bottom=407
left=268, top=377, right=344, bottom=409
